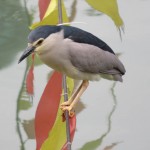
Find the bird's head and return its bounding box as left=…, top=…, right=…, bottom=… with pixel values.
left=18, top=25, right=61, bottom=63
left=18, top=38, right=45, bottom=63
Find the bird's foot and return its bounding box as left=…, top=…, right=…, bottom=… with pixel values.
left=60, top=105, right=75, bottom=117
left=60, top=100, right=72, bottom=107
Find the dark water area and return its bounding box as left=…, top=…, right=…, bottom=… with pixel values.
left=0, top=0, right=150, bottom=150
left=0, top=0, right=29, bottom=69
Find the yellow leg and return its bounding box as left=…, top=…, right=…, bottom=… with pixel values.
left=60, top=82, right=83, bottom=107
left=61, top=80, right=89, bottom=117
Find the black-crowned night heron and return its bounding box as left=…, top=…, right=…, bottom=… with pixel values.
left=19, top=25, right=126, bottom=116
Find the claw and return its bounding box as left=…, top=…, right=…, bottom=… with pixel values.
left=60, top=101, right=71, bottom=107
left=60, top=105, right=75, bottom=117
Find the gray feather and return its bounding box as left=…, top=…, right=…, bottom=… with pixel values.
left=68, top=41, right=126, bottom=77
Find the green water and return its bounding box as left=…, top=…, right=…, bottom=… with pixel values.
left=0, top=0, right=30, bottom=69
left=0, top=0, right=150, bottom=150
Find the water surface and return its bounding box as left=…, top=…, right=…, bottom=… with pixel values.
left=0, top=0, right=150, bottom=150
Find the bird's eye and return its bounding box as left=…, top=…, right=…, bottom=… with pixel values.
left=36, top=39, right=44, bottom=46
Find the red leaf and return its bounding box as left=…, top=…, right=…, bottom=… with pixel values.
left=39, top=0, right=51, bottom=20
left=62, top=115, right=76, bottom=150
left=35, top=72, right=62, bottom=150
left=26, top=54, right=35, bottom=95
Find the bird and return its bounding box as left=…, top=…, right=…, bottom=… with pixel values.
left=19, top=25, right=126, bottom=116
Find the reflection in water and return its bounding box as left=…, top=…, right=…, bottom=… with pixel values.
left=16, top=64, right=32, bottom=150
left=0, top=0, right=29, bottom=69
left=22, top=0, right=32, bottom=25
left=16, top=85, right=27, bottom=150
left=85, top=8, right=103, bottom=16
left=15, top=1, right=33, bottom=149
left=22, top=119, right=35, bottom=139
left=103, top=142, right=122, bottom=150
left=78, top=82, right=120, bottom=150
left=69, top=0, right=77, bottom=22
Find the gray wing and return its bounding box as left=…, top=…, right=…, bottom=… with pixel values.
left=68, top=42, right=126, bottom=76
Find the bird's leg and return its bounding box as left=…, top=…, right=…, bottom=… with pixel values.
left=60, top=82, right=83, bottom=107
left=61, top=80, right=89, bottom=117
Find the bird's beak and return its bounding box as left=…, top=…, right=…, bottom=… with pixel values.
left=18, top=45, right=36, bottom=63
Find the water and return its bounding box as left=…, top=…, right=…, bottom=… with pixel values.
left=0, top=0, right=150, bottom=149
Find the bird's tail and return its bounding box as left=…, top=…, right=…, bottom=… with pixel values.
left=113, top=74, right=123, bottom=82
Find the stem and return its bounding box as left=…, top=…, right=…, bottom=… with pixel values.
left=58, top=0, right=63, bottom=24
left=58, top=0, right=72, bottom=150
left=62, top=76, right=72, bottom=150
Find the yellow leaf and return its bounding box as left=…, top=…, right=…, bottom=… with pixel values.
left=86, top=0, right=124, bottom=28
left=30, top=0, right=69, bottom=29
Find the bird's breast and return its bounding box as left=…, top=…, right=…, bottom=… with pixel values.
left=38, top=48, right=69, bottom=73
